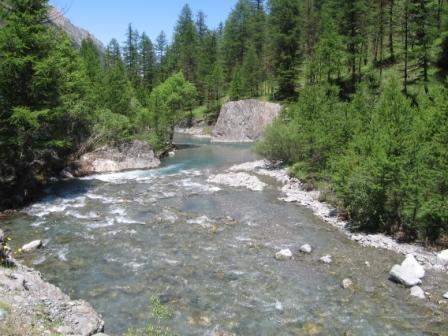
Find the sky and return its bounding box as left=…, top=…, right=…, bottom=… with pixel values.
left=49, top=0, right=238, bottom=46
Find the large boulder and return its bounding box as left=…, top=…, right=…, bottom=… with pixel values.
left=389, top=254, right=425, bottom=287
left=436, top=250, right=448, bottom=267
left=71, top=140, right=161, bottom=177
left=212, top=99, right=282, bottom=142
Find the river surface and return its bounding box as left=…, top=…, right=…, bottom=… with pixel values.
left=4, top=135, right=448, bottom=335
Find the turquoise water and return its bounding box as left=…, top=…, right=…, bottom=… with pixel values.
left=3, top=135, right=448, bottom=335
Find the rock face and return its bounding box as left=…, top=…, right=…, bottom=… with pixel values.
left=389, top=254, right=425, bottom=287
left=0, top=263, right=104, bottom=335
left=71, top=140, right=161, bottom=177
left=212, top=99, right=282, bottom=142
left=49, top=7, right=104, bottom=51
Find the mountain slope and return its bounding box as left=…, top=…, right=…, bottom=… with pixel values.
left=48, top=6, right=104, bottom=51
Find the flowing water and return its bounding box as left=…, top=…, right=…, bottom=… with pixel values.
left=3, top=134, right=448, bottom=335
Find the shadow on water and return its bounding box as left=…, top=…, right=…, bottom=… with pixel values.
left=38, top=178, right=97, bottom=204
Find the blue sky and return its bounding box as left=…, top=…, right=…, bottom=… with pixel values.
left=49, top=0, right=238, bottom=46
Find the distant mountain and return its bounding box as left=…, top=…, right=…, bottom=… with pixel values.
left=48, top=6, right=104, bottom=51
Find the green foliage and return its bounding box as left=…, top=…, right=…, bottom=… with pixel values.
left=258, top=79, right=448, bottom=243
left=124, top=296, right=175, bottom=336
left=142, top=73, right=197, bottom=151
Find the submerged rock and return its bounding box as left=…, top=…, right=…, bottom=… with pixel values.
left=299, top=244, right=313, bottom=254
left=436, top=250, right=448, bottom=267
left=320, top=255, right=332, bottom=264
left=410, top=286, right=426, bottom=299
left=274, top=300, right=284, bottom=312
left=208, top=172, right=267, bottom=191
left=22, top=240, right=43, bottom=252
left=389, top=254, right=425, bottom=287
left=275, top=249, right=293, bottom=260
left=212, top=99, right=281, bottom=142
left=342, top=278, right=353, bottom=289
left=71, top=140, right=160, bottom=177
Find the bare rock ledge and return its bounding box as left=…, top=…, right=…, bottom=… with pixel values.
left=212, top=99, right=281, bottom=143
left=70, top=140, right=161, bottom=177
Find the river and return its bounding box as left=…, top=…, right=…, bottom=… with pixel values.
left=4, top=134, right=448, bottom=335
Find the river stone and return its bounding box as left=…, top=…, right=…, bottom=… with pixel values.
left=443, top=292, right=448, bottom=299
left=389, top=265, right=422, bottom=287
left=22, top=240, right=43, bottom=252
left=410, top=286, right=426, bottom=299
left=212, top=99, right=281, bottom=142
left=320, top=255, right=332, bottom=264
left=401, top=254, right=425, bottom=279
left=59, top=167, right=74, bottom=179
left=0, top=229, right=4, bottom=241
left=71, top=140, right=161, bottom=177
left=342, top=278, right=353, bottom=289
left=275, top=249, right=293, bottom=261
left=299, top=244, right=313, bottom=254
left=436, top=250, right=448, bottom=267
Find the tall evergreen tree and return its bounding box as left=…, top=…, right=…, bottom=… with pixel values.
left=268, top=0, right=303, bottom=99
left=140, top=33, right=156, bottom=91
left=173, top=4, right=198, bottom=83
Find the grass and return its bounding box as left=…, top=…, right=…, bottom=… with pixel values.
left=124, top=296, right=177, bottom=336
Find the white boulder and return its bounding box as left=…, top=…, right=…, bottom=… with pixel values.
left=320, top=255, right=332, bottom=264
left=22, top=240, right=43, bottom=252
left=389, top=265, right=422, bottom=287
left=299, top=244, right=313, bottom=254
left=443, top=292, right=448, bottom=299
left=389, top=254, right=425, bottom=288
left=401, top=254, right=425, bottom=279
left=436, top=250, right=448, bottom=267
left=410, top=286, right=426, bottom=299
left=275, top=249, right=293, bottom=261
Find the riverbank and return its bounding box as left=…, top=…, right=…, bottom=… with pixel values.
left=223, top=160, right=448, bottom=272
left=0, top=260, right=105, bottom=336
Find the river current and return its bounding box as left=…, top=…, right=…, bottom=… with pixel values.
left=4, top=135, right=448, bottom=335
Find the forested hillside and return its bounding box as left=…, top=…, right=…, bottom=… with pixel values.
left=1, top=0, right=448, bottom=244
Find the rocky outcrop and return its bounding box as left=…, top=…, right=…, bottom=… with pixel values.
left=0, top=263, right=104, bottom=335
left=212, top=99, right=281, bottom=142
left=71, top=140, right=161, bottom=177
left=49, top=7, right=104, bottom=51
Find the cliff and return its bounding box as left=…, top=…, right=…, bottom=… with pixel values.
left=212, top=99, right=282, bottom=143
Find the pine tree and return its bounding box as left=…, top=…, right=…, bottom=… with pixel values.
left=268, top=0, right=303, bottom=99
left=105, top=38, right=122, bottom=67
left=123, top=23, right=140, bottom=85
left=140, top=33, right=156, bottom=91
left=173, top=4, right=198, bottom=83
